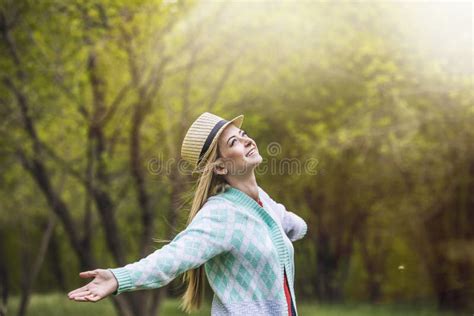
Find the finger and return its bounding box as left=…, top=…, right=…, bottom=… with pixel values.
left=73, top=296, right=89, bottom=302
left=79, top=270, right=97, bottom=278
left=68, top=285, right=90, bottom=297
left=86, top=294, right=101, bottom=302
left=69, top=290, right=91, bottom=299
left=69, top=289, right=91, bottom=297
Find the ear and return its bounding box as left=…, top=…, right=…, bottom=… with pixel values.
left=213, top=158, right=228, bottom=175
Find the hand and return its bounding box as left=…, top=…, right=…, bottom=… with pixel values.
left=67, top=269, right=118, bottom=302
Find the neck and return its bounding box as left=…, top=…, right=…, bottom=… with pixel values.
left=225, top=172, right=259, bottom=202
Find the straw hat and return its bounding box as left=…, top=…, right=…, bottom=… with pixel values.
left=181, top=112, right=244, bottom=172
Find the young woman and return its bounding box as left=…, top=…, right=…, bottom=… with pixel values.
left=68, top=112, right=307, bottom=315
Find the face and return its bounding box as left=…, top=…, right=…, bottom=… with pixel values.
left=214, top=124, right=262, bottom=176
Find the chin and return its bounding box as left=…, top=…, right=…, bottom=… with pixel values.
left=248, top=154, right=263, bottom=166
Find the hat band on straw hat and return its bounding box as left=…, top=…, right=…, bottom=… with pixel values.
left=198, top=119, right=228, bottom=165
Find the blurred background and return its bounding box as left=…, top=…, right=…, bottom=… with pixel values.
left=0, top=0, right=472, bottom=315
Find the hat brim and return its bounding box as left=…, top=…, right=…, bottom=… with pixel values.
left=192, top=114, right=244, bottom=173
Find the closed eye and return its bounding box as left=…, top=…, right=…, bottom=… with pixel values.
left=230, top=130, right=248, bottom=146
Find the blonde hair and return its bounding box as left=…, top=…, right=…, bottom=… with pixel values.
left=179, top=141, right=230, bottom=313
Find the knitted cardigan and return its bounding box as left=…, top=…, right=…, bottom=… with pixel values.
left=109, top=186, right=307, bottom=315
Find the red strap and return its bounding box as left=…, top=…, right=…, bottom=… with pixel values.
left=283, top=271, right=293, bottom=316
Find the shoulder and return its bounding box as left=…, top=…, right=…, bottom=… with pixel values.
left=204, top=194, right=239, bottom=210
left=193, top=194, right=240, bottom=223
left=257, top=185, right=286, bottom=217
left=257, top=185, right=270, bottom=200
left=257, top=185, right=282, bottom=208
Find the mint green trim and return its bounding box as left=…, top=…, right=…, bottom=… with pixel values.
left=109, top=267, right=133, bottom=295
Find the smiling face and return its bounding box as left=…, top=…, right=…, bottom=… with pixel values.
left=214, top=123, right=262, bottom=176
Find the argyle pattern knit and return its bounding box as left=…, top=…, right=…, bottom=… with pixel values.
left=109, top=186, right=307, bottom=315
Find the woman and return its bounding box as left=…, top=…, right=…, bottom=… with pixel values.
left=68, top=112, right=307, bottom=315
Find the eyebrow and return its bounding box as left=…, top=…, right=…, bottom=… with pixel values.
left=226, top=129, right=244, bottom=145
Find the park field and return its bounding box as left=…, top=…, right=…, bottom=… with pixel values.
left=5, top=293, right=459, bottom=316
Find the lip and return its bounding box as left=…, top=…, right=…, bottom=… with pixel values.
left=246, top=147, right=256, bottom=157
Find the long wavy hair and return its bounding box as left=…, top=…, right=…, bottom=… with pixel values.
left=179, top=140, right=230, bottom=313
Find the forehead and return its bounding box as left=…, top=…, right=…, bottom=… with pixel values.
left=219, top=124, right=240, bottom=142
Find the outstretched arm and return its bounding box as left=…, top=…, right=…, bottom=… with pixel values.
left=68, top=204, right=234, bottom=301
left=109, top=205, right=233, bottom=295
left=258, top=186, right=308, bottom=242
left=280, top=207, right=307, bottom=241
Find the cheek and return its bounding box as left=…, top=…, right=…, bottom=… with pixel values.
left=224, top=147, right=246, bottom=163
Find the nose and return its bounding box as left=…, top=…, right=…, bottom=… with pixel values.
left=237, top=133, right=255, bottom=148
left=237, top=135, right=252, bottom=146
left=243, top=137, right=254, bottom=148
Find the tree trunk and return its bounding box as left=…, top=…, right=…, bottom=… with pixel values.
left=307, top=182, right=360, bottom=303
left=0, top=230, right=8, bottom=316
left=314, top=231, right=345, bottom=302
left=49, top=229, right=67, bottom=292
left=359, top=229, right=387, bottom=303
left=419, top=158, right=474, bottom=312
left=17, top=215, right=56, bottom=316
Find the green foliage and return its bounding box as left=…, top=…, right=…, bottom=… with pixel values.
left=1, top=0, right=472, bottom=313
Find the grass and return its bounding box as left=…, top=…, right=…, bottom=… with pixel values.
left=5, top=293, right=459, bottom=316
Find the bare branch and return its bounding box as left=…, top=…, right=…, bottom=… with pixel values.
left=101, top=82, right=133, bottom=125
